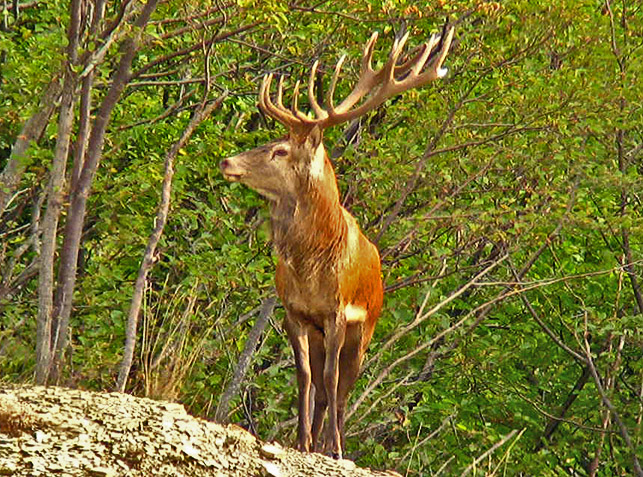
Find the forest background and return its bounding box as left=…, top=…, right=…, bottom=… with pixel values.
left=1, top=0, right=642, bottom=475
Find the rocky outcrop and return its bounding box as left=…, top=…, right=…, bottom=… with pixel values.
left=0, top=385, right=398, bottom=477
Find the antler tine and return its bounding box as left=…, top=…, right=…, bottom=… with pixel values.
left=394, top=42, right=430, bottom=79
left=331, top=33, right=382, bottom=116
left=259, top=73, right=303, bottom=129
left=434, top=26, right=455, bottom=77
left=308, top=60, right=327, bottom=120
left=384, top=31, right=410, bottom=82
left=291, top=80, right=301, bottom=116
left=405, top=26, right=454, bottom=87
left=326, top=54, right=347, bottom=116
left=276, top=75, right=286, bottom=110
left=361, top=32, right=379, bottom=74
left=331, top=30, right=411, bottom=118
left=411, top=34, right=440, bottom=77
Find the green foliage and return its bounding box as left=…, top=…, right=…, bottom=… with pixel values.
left=1, top=0, right=642, bottom=475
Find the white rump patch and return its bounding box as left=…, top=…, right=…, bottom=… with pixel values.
left=309, top=143, right=325, bottom=179
left=437, top=67, right=448, bottom=78
left=345, top=303, right=367, bottom=323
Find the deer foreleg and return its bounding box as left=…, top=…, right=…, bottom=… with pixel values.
left=310, top=334, right=328, bottom=452
left=323, top=311, right=346, bottom=459
left=284, top=315, right=312, bottom=452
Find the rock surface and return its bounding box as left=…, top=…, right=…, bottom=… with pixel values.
left=0, top=385, right=399, bottom=477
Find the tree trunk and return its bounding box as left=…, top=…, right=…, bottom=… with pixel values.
left=50, top=0, right=106, bottom=381
left=34, top=70, right=77, bottom=384
left=49, top=71, right=95, bottom=384
left=0, top=78, right=61, bottom=219
left=34, top=0, right=83, bottom=385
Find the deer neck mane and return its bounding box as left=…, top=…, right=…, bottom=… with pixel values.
left=270, top=155, right=347, bottom=274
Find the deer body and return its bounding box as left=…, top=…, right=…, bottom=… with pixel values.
left=220, top=27, right=453, bottom=458
left=221, top=132, right=382, bottom=455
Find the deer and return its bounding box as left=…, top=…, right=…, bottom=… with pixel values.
left=219, top=26, right=454, bottom=459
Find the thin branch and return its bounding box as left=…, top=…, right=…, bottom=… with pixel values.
left=508, top=260, right=586, bottom=364
left=214, top=296, right=276, bottom=422
left=78, top=2, right=139, bottom=79
left=365, top=254, right=507, bottom=369
left=350, top=370, right=414, bottom=431
left=131, top=22, right=261, bottom=80
left=583, top=324, right=643, bottom=476
left=380, top=154, right=496, bottom=261
left=2, top=0, right=40, bottom=11
left=374, top=80, right=468, bottom=244
left=288, top=1, right=367, bottom=22
left=127, top=77, right=210, bottom=88
left=459, top=429, right=522, bottom=477
left=149, top=4, right=234, bottom=26
left=0, top=187, right=45, bottom=295
left=398, top=413, right=455, bottom=466
left=155, top=14, right=228, bottom=42
left=435, top=456, right=456, bottom=477
left=117, top=89, right=198, bottom=131
left=519, top=383, right=615, bottom=434
left=228, top=38, right=310, bottom=67
left=0, top=78, right=62, bottom=218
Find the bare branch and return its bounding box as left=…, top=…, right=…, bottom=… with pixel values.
left=155, top=14, right=228, bottom=42
left=583, top=322, right=643, bottom=476
left=0, top=187, right=45, bottom=297
left=2, top=0, right=40, bottom=12
left=460, top=429, right=522, bottom=476
left=398, top=414, right=454, bottom=466
left=149, top=4, right=234, bottom=26
left=78, top=2, right=140, bottom=79
left=215, top=296, right=276, bottom=422
left=508, top=260, right=586, bottom=364
left=131, top=22, right=261, bottom=80
left=117, top=89, right=198, bottom=131
left=365, top=254, right=507, bottom=369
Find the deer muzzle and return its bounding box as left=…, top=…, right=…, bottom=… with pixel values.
left=219, top=157, right=245, bottom=182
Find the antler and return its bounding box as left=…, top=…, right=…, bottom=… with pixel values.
left=258, top=26, right=455, bottom=136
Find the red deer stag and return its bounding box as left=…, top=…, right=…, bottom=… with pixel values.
left=220, top=27, right=454, bottom=458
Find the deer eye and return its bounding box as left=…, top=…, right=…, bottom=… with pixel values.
left=272, top=148, right=288, bottom=159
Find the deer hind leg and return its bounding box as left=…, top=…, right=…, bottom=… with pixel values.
left=335, top=323, right=364, bottom=453
left=284, top=314, right=312, bottom=452
left=309, top=332, right=327, bottom=452
left=323, top=311, right=347, bottom=459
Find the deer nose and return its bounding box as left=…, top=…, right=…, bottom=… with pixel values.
left=219, top=158, right=230, bottom=171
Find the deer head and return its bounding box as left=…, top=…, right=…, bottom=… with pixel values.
left=220, top=128, right=325, bottom=203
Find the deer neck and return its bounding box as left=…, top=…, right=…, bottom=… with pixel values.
left=270, top=154, right=347, bottom=274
